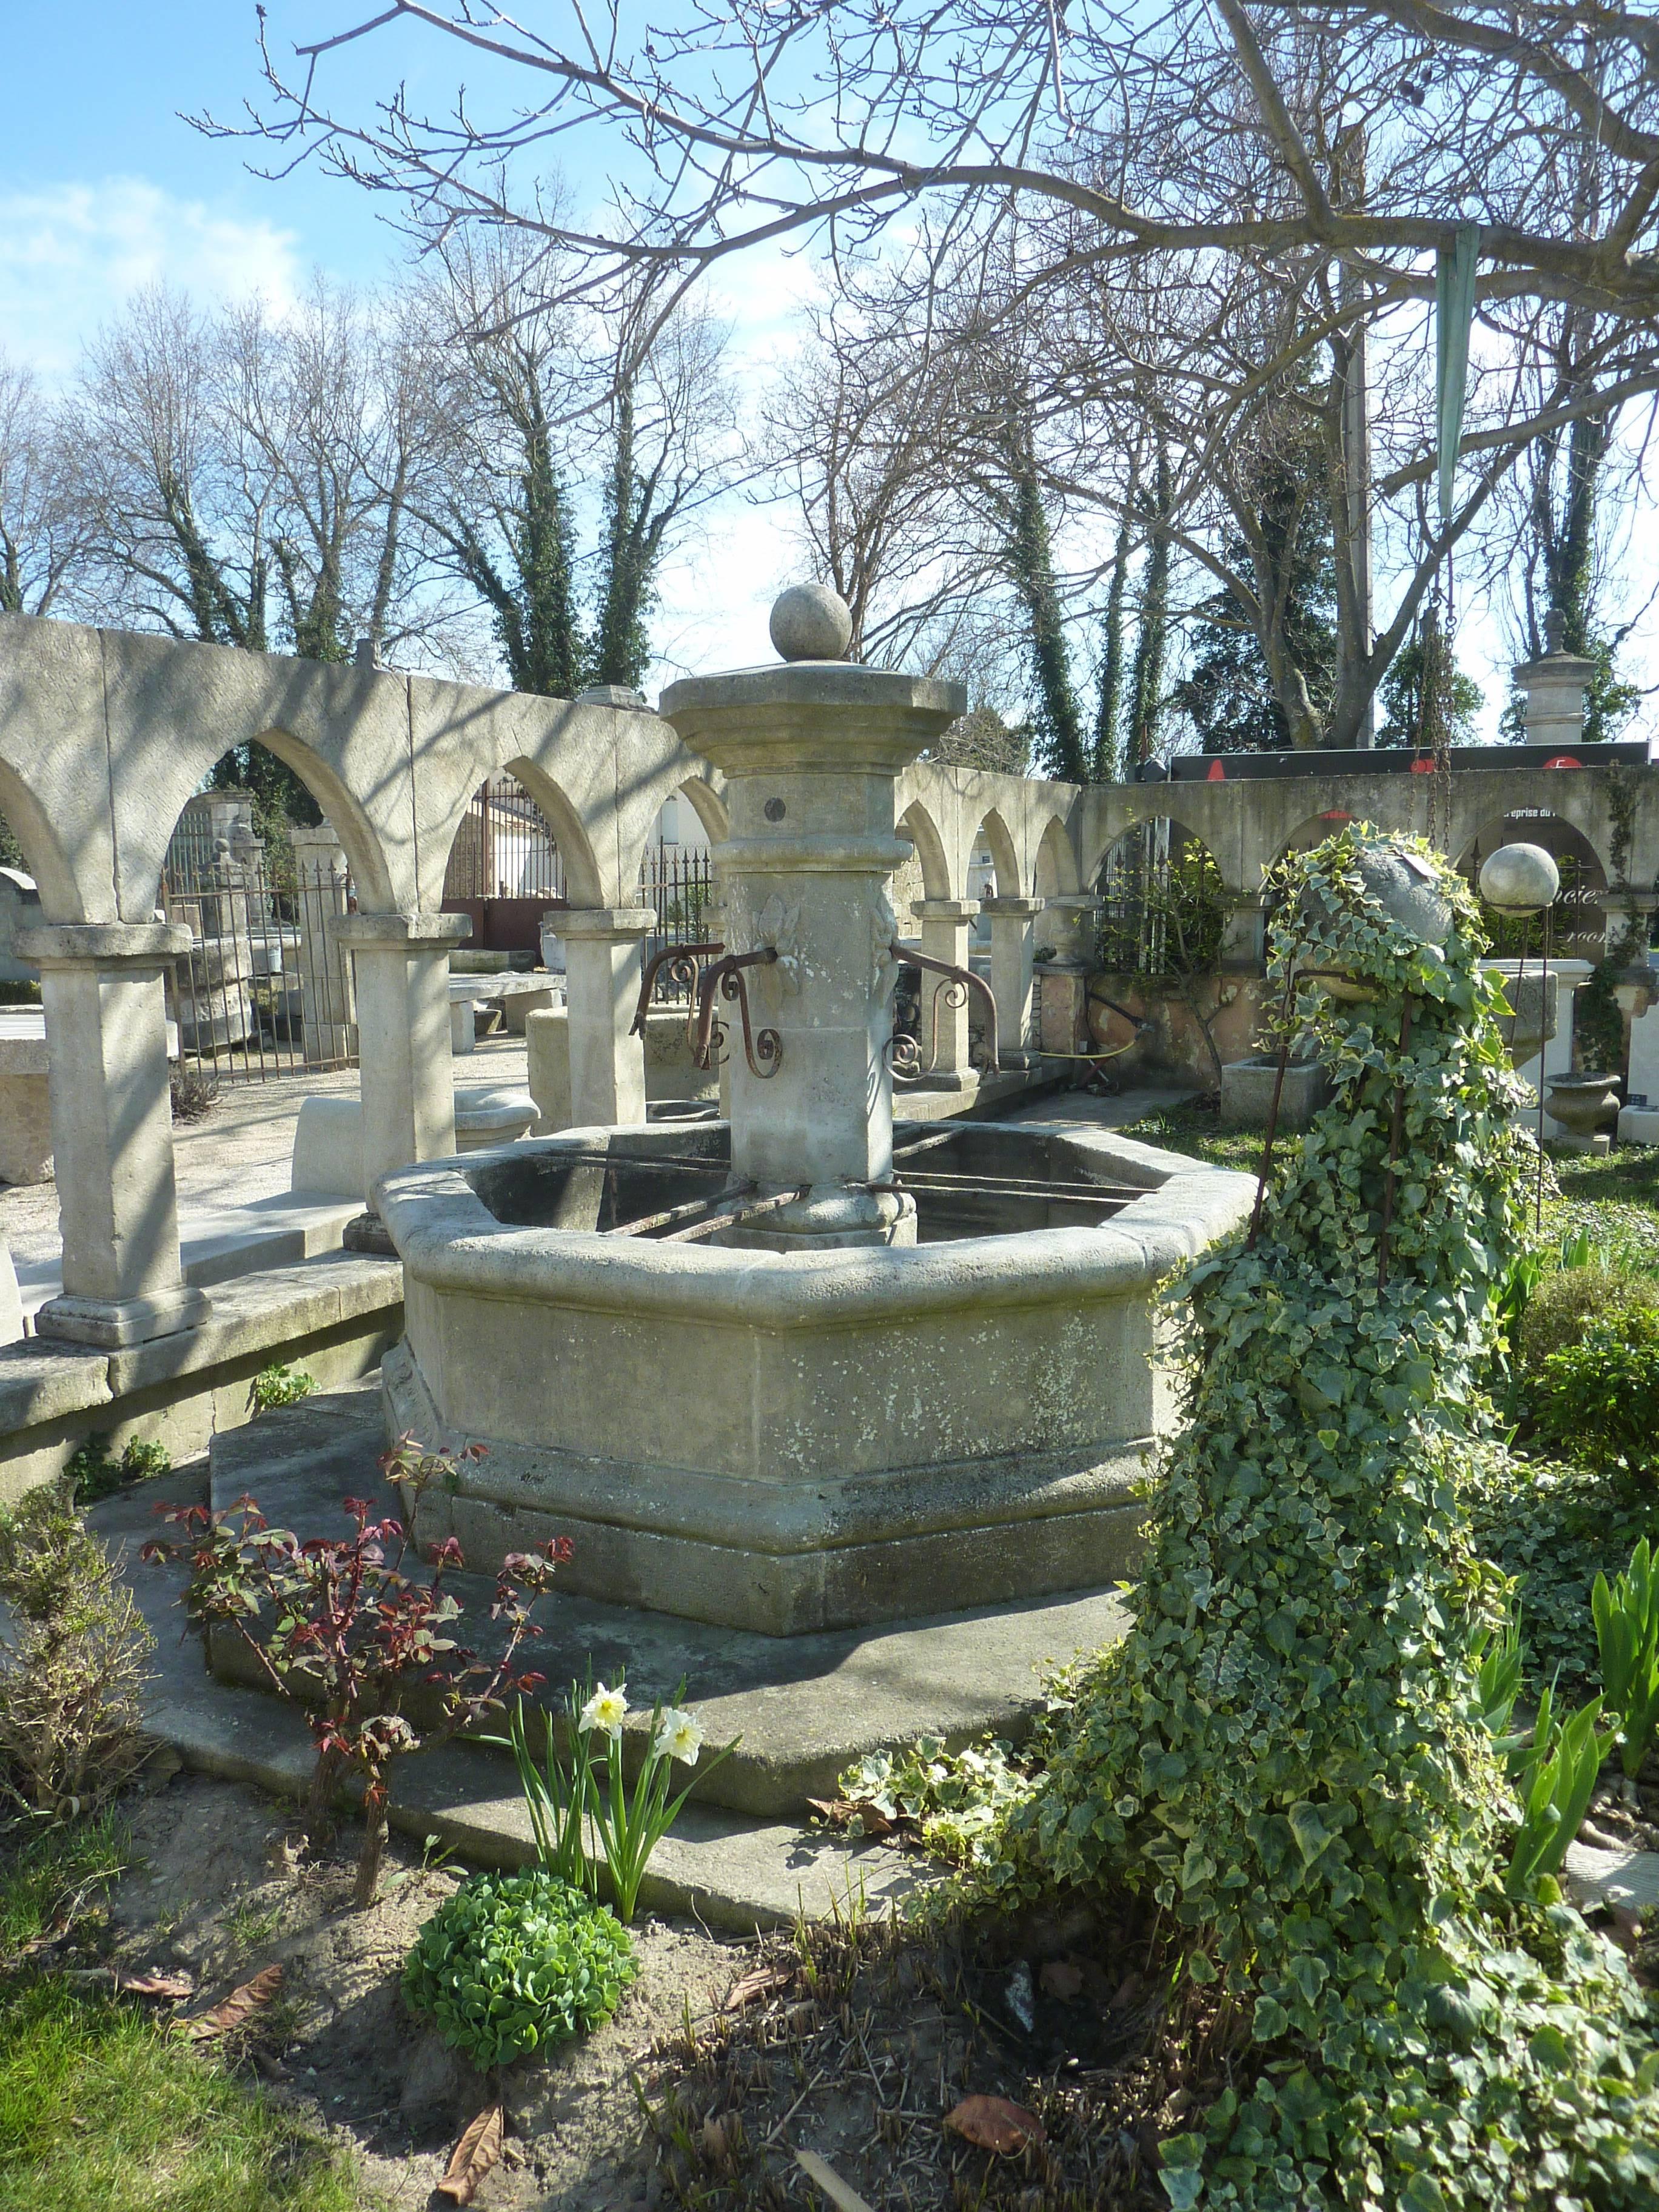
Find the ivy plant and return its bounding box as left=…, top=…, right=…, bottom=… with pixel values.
left=991, top=827, right=1659, bottom=2211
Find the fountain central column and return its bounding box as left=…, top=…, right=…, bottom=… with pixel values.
left=660, top=587, right=964, bottom=1248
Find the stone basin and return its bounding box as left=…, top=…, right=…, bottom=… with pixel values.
left=375, top=1119, right=1253, bottom=1635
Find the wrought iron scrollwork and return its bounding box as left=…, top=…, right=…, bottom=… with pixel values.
left=632, top=941, right=723, bottom=1036
left=691, top=948, right=783, bottom=1079
left=884, top=941, right=1000, bottom=1077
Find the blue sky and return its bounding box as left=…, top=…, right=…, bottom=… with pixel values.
left=0, top=1, right=805, bottom=675
left=4, top=3, right=1655, bottom=731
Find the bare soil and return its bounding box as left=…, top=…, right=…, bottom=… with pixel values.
left=103, top=1769, right=742, bottom=2210
left=89, top=1767, right=1216, bottom=2212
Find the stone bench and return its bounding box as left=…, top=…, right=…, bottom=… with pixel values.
left=290, top=1084, right=541, bottom=1199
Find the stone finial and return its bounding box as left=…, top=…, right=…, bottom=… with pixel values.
left=769, top=583, right=853, bottom=663
left=1543, top=609, right=1566, bottom=656
left=1480, top=841, right=1561, bottom=917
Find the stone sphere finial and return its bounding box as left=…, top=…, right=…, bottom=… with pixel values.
left=769, top=583, right=853, bottom=663
left=1480, top=841, right=1560, bottom=917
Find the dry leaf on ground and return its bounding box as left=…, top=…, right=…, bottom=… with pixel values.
left=118, top=1969, right=195, bottom=1999
left=436, top=2102, right=505, bottom=2205
left=805, top=1797, right=907, bottom=1840
left=1039, top=1958, right=1084, bottom=2000
left=943, top=2093, right=1048, bottom=2153
left=185, top=1961, right=283, bottom=2040
left=724, top=1964, right=794, bottom=2011
left=794, top=2146, right=876, bottom=2211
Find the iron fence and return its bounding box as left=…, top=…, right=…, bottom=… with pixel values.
left=159, top=828, right=358, bottom=1085
left=639, top=846, right=716, bottom=1001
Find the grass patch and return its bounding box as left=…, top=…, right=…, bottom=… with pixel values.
left=0, top=1821, right=365, bottom=2212
left=0, top=1980, right=361, bottom=2212
left=0, top=1817, right=126, bottom=1959
left=1118, top=1102, right=1263, bottom=1176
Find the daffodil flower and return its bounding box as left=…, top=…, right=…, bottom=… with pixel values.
left=653, top=1707, right=703, bottom=1766
left=580, top=1680, right=629, bottom=1739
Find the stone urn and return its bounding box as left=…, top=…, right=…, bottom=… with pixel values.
left=1546, top=1073, right=1621, bottom=1140
left=1300, top=846, right=1452, bottom=1002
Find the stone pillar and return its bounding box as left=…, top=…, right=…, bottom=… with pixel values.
left=18, top=922, right=210, bottom=1348
left=1220, top=893, right=1267, bottom=972
left=337, top=912, right=469, bottom=1206
left=1035, top=896, right=1102, bottom=1056
left=914, top=898, right=982, bottom=1085
left=982, top=896, right=1043, bottom=1067
left=559, top=907, right=655, bottom=1130
left=661, top=605, right=963, bottom=1248
left=1512, top=618, right=1595, bottom=753
left=1513, top=956, right=1595, bottom=1138
left=290, top=820, right=357, bottom=1067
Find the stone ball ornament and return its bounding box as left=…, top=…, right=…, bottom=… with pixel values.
left=769, top=582, right=854, bottom=663
left=1478, top=841, right=1561, bottom=919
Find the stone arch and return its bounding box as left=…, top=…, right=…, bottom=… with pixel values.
left=967, top=808, right=1021, bottom=900
left=1457, top=810, right=1610, bottom=959
left=677, top=776, right=729, bottom=845
left=0, top=756, right=84, bottom=920
left=1034, top=815, right=1081, bottom=897
left=501, top=759, right=605, bottom=909
left=130, top=726, right=398, bottom=919
left=897, top=800, right=954, bottom=902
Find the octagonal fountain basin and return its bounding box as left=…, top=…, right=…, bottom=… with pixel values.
left=375, top=1120, right=1253, bottom=1636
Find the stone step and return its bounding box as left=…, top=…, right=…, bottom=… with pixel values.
left=89, top=1470, right=928, bottom=1931
left=199, top=1386, right=1133, bottom=1819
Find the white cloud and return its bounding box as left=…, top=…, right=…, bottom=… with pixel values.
left=0, top=176, right=303, bottom=380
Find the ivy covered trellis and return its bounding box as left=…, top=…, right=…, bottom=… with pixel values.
left=994, top=826, right=1659, bottom=2210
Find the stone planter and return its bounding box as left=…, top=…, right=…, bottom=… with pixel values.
left=1219, top=1055, right=1330, bottom=1132
left=1546, top=1073, right=1621, bottom=1153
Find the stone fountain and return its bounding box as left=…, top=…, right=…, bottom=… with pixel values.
left=375, top=591, right=1253, bottom=1636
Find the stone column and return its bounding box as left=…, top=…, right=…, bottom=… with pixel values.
left=337, top=912, right=469, bottom=1206
left=1512, top=617, right=1595, bottom=753
left=914, top=898, right=982, bottom=1085
left=1220, top=893, right=1267, bottom=972
left=981, top=896, right=1043, bottom=1067
left=661, top=594, right=964, bottom=1248
left=559, top=907, right=655, bottom=1130
left=18, top=922, right=210, bottom=1349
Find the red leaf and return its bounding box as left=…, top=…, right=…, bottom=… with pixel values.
left=185, top=1961, right=283, bottom=2040
left=943, top=2094, right=1047, bottom=2154
left=435, top=2102, right=504, bottom=2204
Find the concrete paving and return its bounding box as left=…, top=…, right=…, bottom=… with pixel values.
left=0, top=1035, right=530, bottom=1322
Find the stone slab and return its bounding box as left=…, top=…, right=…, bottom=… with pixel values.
left=91, top=1466, right=934, bottom=1932
left=1618, top=1105, right=1659, bottom=1147
left=206, top=1386, right=1133, bottom=1817
left=1564, top=1840, right=1659, bottom=1917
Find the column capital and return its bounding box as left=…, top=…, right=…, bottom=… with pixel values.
left=980, top=896, right=1044, bottom=919
left=556, top=905, right=657, bottom=942
left=1042, top=893, right=1103, bottom=913
left=19, top=922, right=193, bottom=969
left=914, top=898, right=981, bottom=923
left=337, top=911, right=472, bottom=952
